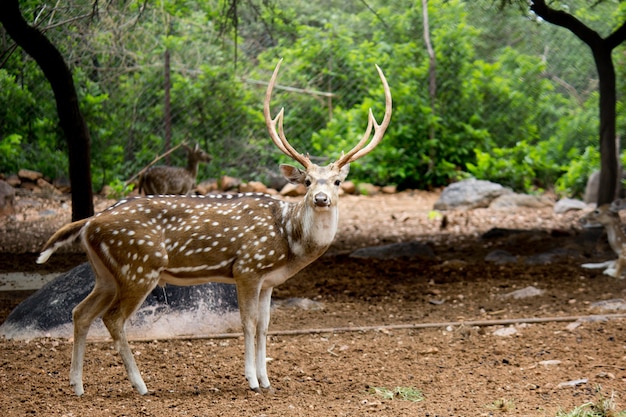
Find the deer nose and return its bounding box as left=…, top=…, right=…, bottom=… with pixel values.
left=314, top=192, right=330, bottom=207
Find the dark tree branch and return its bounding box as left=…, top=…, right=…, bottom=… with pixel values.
left=530, top=0, right=602, bottom=47
left=606, top=20, right=626, bottom=50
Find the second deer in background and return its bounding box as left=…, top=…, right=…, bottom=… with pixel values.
left=138, top=143, right=211, bottom=195
left=580, top=204, right=626, bottom=277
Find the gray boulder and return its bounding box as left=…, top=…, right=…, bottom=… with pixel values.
left=434, top=178, right=512, bottom=210
left=554, top=198, right=588, bottom=214
left=350, top=241, right=435, bottom=260
left=489, top=193, right=553, bottom=210
left=0, top=263, right=238, bottom=338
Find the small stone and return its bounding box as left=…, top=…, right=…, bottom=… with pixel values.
left=493, top=326, right=518, bottom=337
left=18, top=168, right=43, bottom=182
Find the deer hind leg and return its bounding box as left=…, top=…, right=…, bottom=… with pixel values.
left=256, top=287, right=273, bottom=391
left=70, top=253, right=118, bottom=396
left=101, top=281, right=157, bottom=395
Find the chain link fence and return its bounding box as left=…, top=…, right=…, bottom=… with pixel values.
left=0, top=0, right=611, bottom=192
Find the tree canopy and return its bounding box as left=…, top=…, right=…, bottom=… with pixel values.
left=0, top=0, right=624, bottom=201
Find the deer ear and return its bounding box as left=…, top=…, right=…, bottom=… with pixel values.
left=280, top=164, right=306, bottom=184
left=339, top=164, right=350, bottom=181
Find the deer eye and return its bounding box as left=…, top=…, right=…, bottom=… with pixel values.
left=334, top=180, right=341, bottom=186
left=305, top=179, right=312, bottom=187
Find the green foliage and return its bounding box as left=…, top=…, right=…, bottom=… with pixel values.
left=0, top=134, right=23, bottom=174
left=105, top=178, right=135, bottom=199
left=467, top=141, right=563, bottom=193
left=555, top=146, right=600, bottom=198
left=0, top=0, right=623, bottom=197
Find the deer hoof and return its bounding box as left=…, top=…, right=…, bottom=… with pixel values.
left=260, top=385, right=275, bottom=395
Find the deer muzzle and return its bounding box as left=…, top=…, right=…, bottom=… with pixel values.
left=314, top=192, right=331, bottom=207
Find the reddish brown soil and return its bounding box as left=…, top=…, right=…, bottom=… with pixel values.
left=1, top=191, right=626, bottom=416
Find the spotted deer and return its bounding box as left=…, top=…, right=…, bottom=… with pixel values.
left=580, top=204, right=626, bottom=277
left=138, top=143, right=211, bottom=195
left=36, top=59, right=392, bottom=396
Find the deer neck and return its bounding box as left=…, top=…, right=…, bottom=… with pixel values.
left=282, top=199, right=339, bottom=259
left=186, top=159, right=199, bottom=177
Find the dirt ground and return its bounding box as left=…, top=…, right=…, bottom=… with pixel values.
left=2, top=190, right=626, bottom=416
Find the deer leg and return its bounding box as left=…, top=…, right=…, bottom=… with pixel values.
left=235, top=281, right=262, bottom=392
left=101, top=283, right=156, bottom=395
left=256, top=287, right=273, bottom=391
left=615, top=255, right=626, bottom=278
left=70, top=255, right=117, bottom=396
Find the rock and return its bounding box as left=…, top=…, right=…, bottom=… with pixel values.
left=538, top=360, right=561, bottom=368
left=493, top=326, right=518, bottom=336
left=0, top=180, right=16, bottom=216
left=196, top=179, right=219, bottom=194
left=489, top=193, right=553, bottom=210
left=554, top=198, right=588, bottom=214
left=4, top=174, right=20, bottom=187
left=36, top=178, right=61, bottom=195
left=434, top=178, right=512, bottom=210
left=220, top=175, right=241, bottom=191
left=588, top=298, right=626, bottom=313
left=503, top=286, right=544, bottom=299
left=280, top=183, right=306, bottom=197
left=341, top=181, right=357, bottom=194
left=19, top=181, right=38, bottom=191
left=557, top=379, right=588, bottom=388
left=481, top=228, right=524, bottom=239
left=583, top=169, right=626, bottom=204
left=381, top=185, right=397, bottom=194
left=485, top=249, right=517, bottom=264
left=53, top=176, right=71, bottom=193
left=239, top=181, right=268, bottom=194
left=262, top=169, right=289, bottom=192
left=349, top=241, right=435, bottom=260
left=357, top=183, right=380, bottom=196
left=525, top=248, right=577, bottom=265
left=0, top=263, right=239, bottom=339
left=18, top=169, right=43, bottom=182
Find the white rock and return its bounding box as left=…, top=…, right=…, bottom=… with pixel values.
left=493, top=326, right=518, bottom=336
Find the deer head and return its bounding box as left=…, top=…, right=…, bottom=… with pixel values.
left=264, top=59, right=392, bottom=213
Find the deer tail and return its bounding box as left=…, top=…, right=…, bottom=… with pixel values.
left=36, top=218, right=90, bottom=264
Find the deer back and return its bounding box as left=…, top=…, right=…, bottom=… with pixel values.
left=85, top=193, right=330, bottom=288
left=140, top=166, right=196, bottom=195
left=139, top=144, right=211, bottom=195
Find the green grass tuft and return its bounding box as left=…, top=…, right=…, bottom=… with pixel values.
left=368, top=386, right=424, bottom=402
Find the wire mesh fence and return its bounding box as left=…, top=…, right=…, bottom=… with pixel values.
left=0, top=0, right=617, bottom=192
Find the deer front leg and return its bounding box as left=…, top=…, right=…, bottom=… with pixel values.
left=614, top=255, right=626, bottom=279
left=236, top=282, right=263, bottom=392
left=256, top=287, right=273, bottom=391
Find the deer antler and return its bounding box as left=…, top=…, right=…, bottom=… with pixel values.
left=336, top=65, right=392, bottom=168
left=264, top=59, right=312, bottom=169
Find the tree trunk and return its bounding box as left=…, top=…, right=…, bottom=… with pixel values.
left=594, top=46, right=618, bottom=205
left=0, top=0, right=94, bottom=220
left=529, top=0, right=626, bottom=206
